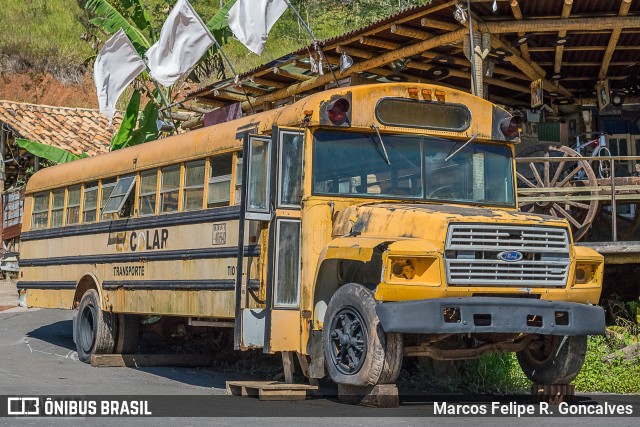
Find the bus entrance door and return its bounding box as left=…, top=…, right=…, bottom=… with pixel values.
left=235, top=129, right=304, bottom=353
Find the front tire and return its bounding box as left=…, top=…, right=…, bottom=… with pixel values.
left=517, top=335, right=587, bottom=384
left=323, top=283, right=402, bottom=386
left=75, top=289, right=117, bottom=363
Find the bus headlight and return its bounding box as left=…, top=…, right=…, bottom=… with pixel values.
left=391, top=258, right=416, bottom=280
left=574, top=262, right=598, bottom=285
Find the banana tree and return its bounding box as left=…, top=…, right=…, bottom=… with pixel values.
left=16, top=139, right=89, bottom=164
left=84, top=0, right=236, bottom=151
left=18, top=0, right=237, bottom=166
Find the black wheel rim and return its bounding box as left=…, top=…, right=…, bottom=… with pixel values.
left=525, top=335, right=556, bottom=366
left=328, top=307, right=367, bottom=375
left=79, top=304, right=97, bottom=354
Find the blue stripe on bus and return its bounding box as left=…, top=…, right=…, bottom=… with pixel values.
left=16, top=281, right=76, bottom=290
left=16, top=279, right=260, bottom=292
left=19, top=245, right=259, bottom=267
left=102, top=279, right=260, bottom=291
left=20, top=205, right=241, bottom=242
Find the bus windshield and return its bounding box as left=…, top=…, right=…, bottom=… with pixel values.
left=312, top=130, right=515, bottom=207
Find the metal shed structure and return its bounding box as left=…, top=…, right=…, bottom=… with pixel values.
left=181, top=0, right=640, bottom=123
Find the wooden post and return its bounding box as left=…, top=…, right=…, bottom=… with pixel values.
left=282, top=351, right=295, bottom=384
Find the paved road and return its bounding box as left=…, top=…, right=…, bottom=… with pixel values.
left=0, top=305, right=637, bottom=426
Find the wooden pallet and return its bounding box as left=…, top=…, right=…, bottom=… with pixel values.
left=532, top=384, right=575, bottom=405
left=226, top=380, right=318, bottom=401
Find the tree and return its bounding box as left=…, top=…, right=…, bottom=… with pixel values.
left=18, top=0, right=236, bottom=165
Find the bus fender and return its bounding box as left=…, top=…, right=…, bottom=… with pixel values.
left=73, top=273, right=103, bottom=310
left=310, top=236, right=392, bottom=325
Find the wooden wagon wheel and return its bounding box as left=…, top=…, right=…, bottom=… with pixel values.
left=516, top=144, right=599, bottom=241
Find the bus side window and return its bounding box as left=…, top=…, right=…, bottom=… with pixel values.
left=139, top=170, right=158, bottom=216
left=183, top=160, right=205, bottom=211
left=278, top=132, right=303, bottom=207
left=102, top=175, right=136, bottom=218
left=208, top=154, right=232, bottom=208
left=100, top=178, right=117, bottom=220
left=160, top=165, right=180, bottom=213
left=66, top=186, right=81, bottom=225
left=234, top=152, right=242, bottom=205
left=50, top=189, right=65, bottom=227
left=31, top=192, right=49, bottom=229
left=82, top=182, right=98, bottom=223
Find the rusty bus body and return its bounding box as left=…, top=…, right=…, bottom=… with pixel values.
left=19, top=83, right=605, bottom=386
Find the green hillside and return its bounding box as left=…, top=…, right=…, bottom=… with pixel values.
left=0, top=0, right=429, bottom=77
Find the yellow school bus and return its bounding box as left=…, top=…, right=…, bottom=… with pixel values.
left=19, top=83, right=605, bottom=387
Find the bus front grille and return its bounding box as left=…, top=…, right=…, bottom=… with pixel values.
left=444, top=224, right=570, bottom=287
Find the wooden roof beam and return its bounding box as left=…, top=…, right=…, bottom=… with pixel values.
left=273, top=68, right=312, bottom=81
left=213, top=90, right=256, bottom=103
left=390, top=24, right=433, bottom=40
left=489, top=34, right=574, bottom=98
left=400, top=61, right=531, bottom=94
left=240, top=28, right=469, bottom=111
left=510, top=0, right=530, bottom=61
left=336, top=45, right=374, bottom=59
left=478, top=15, right=640, bottom=33
left=554, top=0, right=574, bottom=75
left=538, top=61, right=637, bottom=67
left=599, top=0, right=633, bottom=79
left=235, top=84, right=270, bottom=96
left=359, top=37, right=401, bottom=50
left=420, top=18, right=459, bottom=32
left=192, top=97, right=228, bottom=108
left=422, top=51, right=528, bottom=80
left=529, top=45, right=640, bottom=52
left=563, top=76, right=627, bottom=81
left=250, top=77, right=287, bottom=88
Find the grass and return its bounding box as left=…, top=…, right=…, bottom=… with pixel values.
left=399, top=318, right=640, bottom=394
left=0, top=0, right=430, bottom=77
left=0, top=0, right=92, bottom=72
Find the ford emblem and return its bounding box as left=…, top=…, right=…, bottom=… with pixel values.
left=498, top=251, right=523, bottom=262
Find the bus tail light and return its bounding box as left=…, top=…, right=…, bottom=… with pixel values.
left=326, top=98, right=350, bottom=125
left=500, top=116, right=522, bottom=140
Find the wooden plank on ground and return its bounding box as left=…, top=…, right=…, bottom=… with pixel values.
left=90, top=354, right=213, bottom=368
left=226, top=380, right=318, bottom=401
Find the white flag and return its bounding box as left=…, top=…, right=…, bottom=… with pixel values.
left=145, top=0, right=215, bottom=86
left=93, top=29, right=146, bottom=121
left=228, top=0, right=288, bottom=55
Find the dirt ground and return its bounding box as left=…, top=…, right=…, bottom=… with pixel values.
left=0, top=72, right=97, bottom=108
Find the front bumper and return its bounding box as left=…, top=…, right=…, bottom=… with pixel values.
left=376, top=297, right=605, bottom=336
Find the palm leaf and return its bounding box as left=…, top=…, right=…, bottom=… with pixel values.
left=16, top=139, right=88, bottom=164
left=206, top=0, right=237, bottom=33
left=120, top=0, right=156, bottom=42
left=124, top=94, right=161, bottom=148
left=84, top=0, right=151, bottom=55
left=110, top=89, right=141, bottom=151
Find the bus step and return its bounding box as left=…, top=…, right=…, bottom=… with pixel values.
left=531, top=384, right=575, bottom=405
left=225, top=380, right=318, bottom=401
left=90, top=353, right=213, bottom=368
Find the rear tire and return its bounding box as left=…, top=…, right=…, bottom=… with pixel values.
left=75, top=289, right=117, bottom=363
left=517, top=335, right=587, bottom=384
left=323, top=283, right=402, bottom=386
left=115, top=314, right=140, bottom=354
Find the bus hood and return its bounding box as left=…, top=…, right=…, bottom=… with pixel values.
left=333, top=202, right=570, bottom=242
